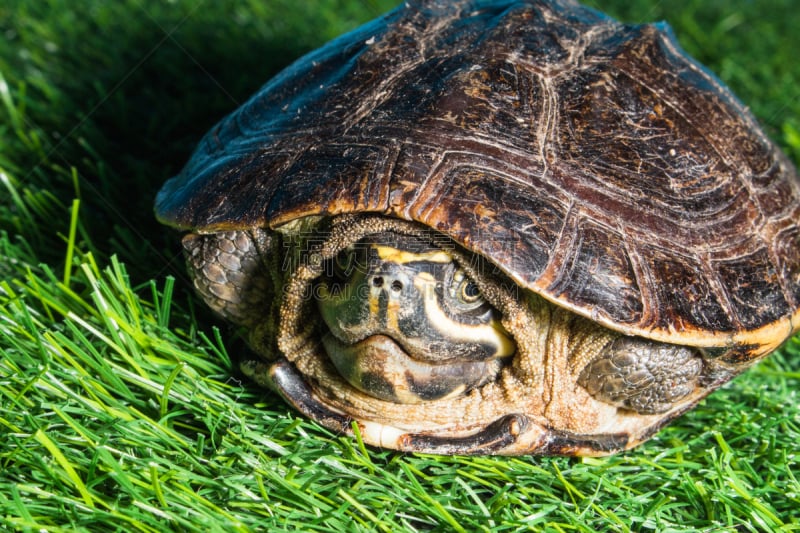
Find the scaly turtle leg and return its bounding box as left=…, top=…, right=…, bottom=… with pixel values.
left=578, top=336, right=703, bottom=414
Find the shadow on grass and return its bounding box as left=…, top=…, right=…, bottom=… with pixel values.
left=1, top=1, right=395, bottom=284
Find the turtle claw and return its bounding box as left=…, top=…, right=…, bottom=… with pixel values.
left=254, top=358, right=355, bottom=433
left=395, top=414, right=530, bottom=455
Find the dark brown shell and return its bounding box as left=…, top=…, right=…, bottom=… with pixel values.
left=155, top=0, right=800, bottom=355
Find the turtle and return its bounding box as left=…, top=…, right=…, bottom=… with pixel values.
left=155, top=0, right=800, bottom=456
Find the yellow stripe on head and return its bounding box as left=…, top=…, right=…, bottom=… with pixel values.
left=373, top=244, right=453, bottom=265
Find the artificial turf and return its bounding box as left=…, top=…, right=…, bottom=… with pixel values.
left=1, top=0, right=799, bottom=531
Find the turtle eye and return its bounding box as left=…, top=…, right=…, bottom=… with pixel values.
left=459, top=279, right=482, bottom=304
left=450, top=268, right=486, bottom=310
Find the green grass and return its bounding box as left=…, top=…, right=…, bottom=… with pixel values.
left=1, top=0, right=799, bottom=531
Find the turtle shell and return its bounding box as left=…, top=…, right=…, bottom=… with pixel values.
left=156, top=0, right=800, bottom=357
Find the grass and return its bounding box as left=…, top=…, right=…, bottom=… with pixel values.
left=1, top=0, right=799, bottom=531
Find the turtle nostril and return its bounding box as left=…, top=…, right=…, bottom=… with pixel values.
left=391, top=280, right=403, bottom=292
left=372, top=276, right=384, bottom=288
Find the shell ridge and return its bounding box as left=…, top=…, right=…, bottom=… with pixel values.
left=403, top=148, right=451, bottom=221
left=697, top=249, right=743, bottom=334
left=536, top=198, right=577, bottom=291
left=619, top=231, right=658, bottom=332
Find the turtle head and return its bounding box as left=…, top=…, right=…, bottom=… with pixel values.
left=315, top=232, right=515, bottom=403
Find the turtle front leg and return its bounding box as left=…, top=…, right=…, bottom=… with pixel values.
left=182, top=229, right=276, bottom=327
left=577, top=336, right=703, bottom=414
left=182, top=228, right=285, bottom=356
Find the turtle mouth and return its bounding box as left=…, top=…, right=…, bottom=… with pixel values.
left=320, top=331, right=506, bottom=404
